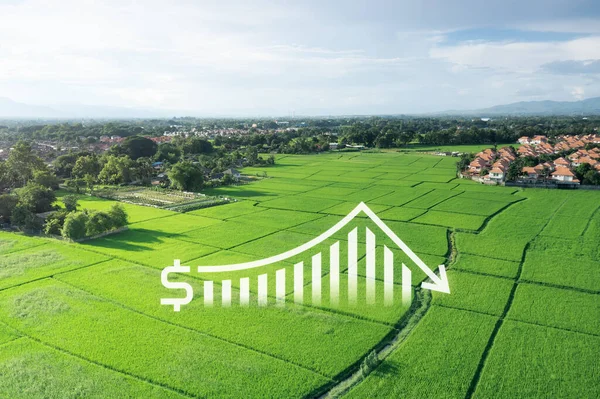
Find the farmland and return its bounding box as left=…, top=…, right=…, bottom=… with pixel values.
left=1, top=151, right=599, bottom=398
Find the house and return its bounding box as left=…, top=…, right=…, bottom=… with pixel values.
left=469, top=158, right=487, bottom=174
left=531, top=135, right=548, bottom=145
left=488, top=167, right=505, bottom=181
left=518, top=136, right=530, bottom=145
left=521, top=167, right=539, bottom=180
left=329, top=143, right=339, bottom=150
left=553, top=157, right=570, bottom=169
left=152, top=161, right=164, bottom=170
left=552, top=167, right=578, bottom=183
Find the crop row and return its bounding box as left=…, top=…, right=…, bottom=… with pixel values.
left=0, top=279, right=328, bottom=398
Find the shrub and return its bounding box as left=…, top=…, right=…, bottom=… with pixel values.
left=62, top=195, right=79, bottom=212
left=107, top=204, right=128, bottom=228
left=86, top=211, right=114, bottom=237
left=0, top=194, right=19, bottom=224
left=11, top=204, right=42, bottom=231
left=61, top=212, right=89, bottom=240
left=14, top=182, right=56, bottom=213
left=44, top=210, right=69, bottom=235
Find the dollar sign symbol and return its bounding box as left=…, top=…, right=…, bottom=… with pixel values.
left=161, top=259, right=193, bottom=311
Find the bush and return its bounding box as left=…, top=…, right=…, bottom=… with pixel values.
left=61, top=212, right=89, bottom=240
left=60, top=204, right=128, bottom=240
left=107, top=204, right=128, bottom=227
left=11, top=204, right=42, bottom=232
left=62, top=195, right=79, bottom=212
left=0, top=194, right=19, bottom=224
left=86, top=211, right=114, bottom=237
left=14, top=182, right=56, bottom=213
left=43, top=210, right=69, bottom=235
left=33, top=170, right=60, bottom=189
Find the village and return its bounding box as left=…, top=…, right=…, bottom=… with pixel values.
left=464, top=134, right=600, bottom=187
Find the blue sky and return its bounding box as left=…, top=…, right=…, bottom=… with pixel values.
left=1, top=0, right=600, bottom=116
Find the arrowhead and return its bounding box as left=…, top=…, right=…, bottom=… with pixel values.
left=421, top=265, right=451, bottom=294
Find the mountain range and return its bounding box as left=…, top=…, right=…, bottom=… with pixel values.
left=1, top=96, right=600, bottom=119
left=437, top=97, right=600, bottom=116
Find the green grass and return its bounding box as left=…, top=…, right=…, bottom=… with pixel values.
left=452, top=253, right=520, bottom=279
left=179, top=220, right=280, bottom=249
left=2, top=151, right=599, bottom=398
left=80, top=229, right=219, bottom=268
left=378, top=206, right=426, bottom=221
left=369, top=188, right=433, bottom=207
left=412, top=210, right=488, bottom=230
left=0, top=232, right=47, bottom=255
left=228, top=207, right=324, bottom=229
left=0, top=338, right=187, bottom=399
left=431, top=271, right=513, bottom=316
left=0, top=244, right=109, bottom=290
left=258, top=195, right=342, bottom=212
left=186, top=200, right=260, bottom=219
left=508, top=283, right=600, bottom=336
left=347, top=306, right=497, bottom=399
left=56, top=259, right=393, bottom=377
left=0, top=280, right=328, bottom=398
left=55, top=191, right=175, bottom=223
left=455, top=216, right=546, bottom=261
left=522, top=251, right=600, bottom=291
left=474, top=321, right=600, bottom=399
left=539, top=216, right=588, bottom=239
left=431, top=195, right=510, bottom=216
left=403, top=189, right=461, bottom=209
left=129, top=213, right=223, bottom=234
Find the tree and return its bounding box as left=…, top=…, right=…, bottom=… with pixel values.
left=86, top=211, right=114, bottom=236
left=98, top=155, right=135, bottom=185
left=14, top=182, right=56, bottom=213
left=65, top=178, right=84, bottom=193
left=0, top=194, right=19, bottom=224
left=574, top=163, right=594, bottom=182
left=167, top=161, right=204, bottom=191
left=11, top=204, right=41, bottom=231
left=72, top=155, right=101, bottom=178
left=182, top=137, right=213, bottom=155
left=107, top=204, right=128, bottom=227
left=33, top=170, right=60, bottom=189
left=506, top=161, right=522, bottom=181
left=134, top=157, right=155, bottom=184
left=5, top=141, right=46, bottom=187
left=61, top=211, right=89, bottom=240
left=154, top=143, right=182, bottom=163
left=120, top=136, right=158, bottom=160
left=84, top=174, right=95, bottom=193
left=44, top=210, right=69, bottom=235
left=53, top=153, right=80, bottom=177
left=62, top=195, right=79, bottom=212
left=583, top=170, right=600, bottom=185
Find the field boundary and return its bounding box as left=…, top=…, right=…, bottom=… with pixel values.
left=464, top=197, right=568, bottom=399
left=0, top=321, right=199, bottom=399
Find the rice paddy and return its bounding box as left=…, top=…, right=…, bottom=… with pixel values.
left=1, top=151, right=598, bottom=398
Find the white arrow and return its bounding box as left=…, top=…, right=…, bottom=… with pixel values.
left=196, top=202, right=450, bottom=294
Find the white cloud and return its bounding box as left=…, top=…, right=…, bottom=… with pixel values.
left=429, top=36, right=600, bottom=74
left=571, top=86, right=585, bottom=99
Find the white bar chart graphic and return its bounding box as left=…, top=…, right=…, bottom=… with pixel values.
left=162, top=203, right=449, bottom=312
left=194, top=227, right=414, bottom=308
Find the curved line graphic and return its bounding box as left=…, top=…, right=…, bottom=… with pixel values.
left=196, top=202, right=449, bottom=293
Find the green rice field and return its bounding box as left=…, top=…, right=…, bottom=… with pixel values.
left=1, top=151, right=598, bottom=398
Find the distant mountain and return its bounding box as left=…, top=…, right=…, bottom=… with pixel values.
left=0, top=97, right=61, bottom=118
left=440, top=97, right=600, bottom=116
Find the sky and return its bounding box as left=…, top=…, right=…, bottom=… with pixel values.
left=1, top=0, right=600, bottom=116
